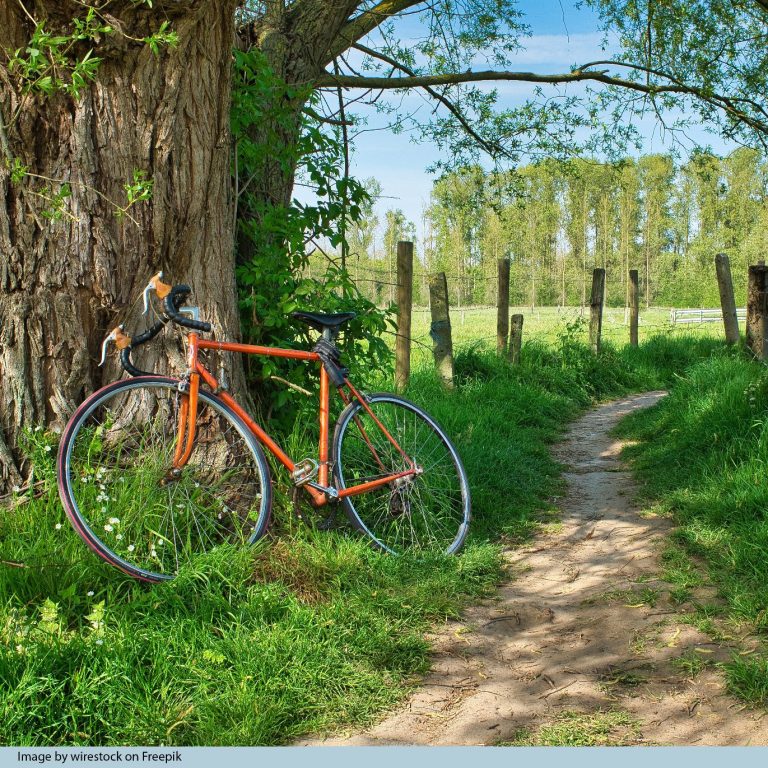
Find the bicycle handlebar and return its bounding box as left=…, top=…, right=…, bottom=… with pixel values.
left=163, top=285, right=212, bottom=333
left=101, top=279, right=212, bottom=377
left=113, top=289, right=189, bottom=376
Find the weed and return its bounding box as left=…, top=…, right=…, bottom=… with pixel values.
left=672, top=650, right=707, bottom=678
left=503, top=709, right=642, bottom=746
left=589, top=587, right=660, bottom=608
left=726, top=656, right=768, bottom=706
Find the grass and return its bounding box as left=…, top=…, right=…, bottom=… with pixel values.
left=0, top=328, right=722, bottom=745
left=409, top=305, right=722, bottom=367
left=503, top=709, right=642, bottom=746
left=614, top=344, right=768, bottom=706
left=672, top=650, right=708, bottom=678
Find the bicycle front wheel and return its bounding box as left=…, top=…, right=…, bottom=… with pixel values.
left=57, top=376, right=272, bottom=582
left=333, top=393, right=470, bottom=555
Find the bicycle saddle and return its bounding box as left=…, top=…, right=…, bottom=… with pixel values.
left=290, top=311, right=356, bottom=333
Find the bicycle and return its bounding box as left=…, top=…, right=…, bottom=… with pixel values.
left=56, top=274, right=471, bottom=582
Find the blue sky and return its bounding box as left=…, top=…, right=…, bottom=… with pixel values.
left=303, top=1, right=739, bottom=245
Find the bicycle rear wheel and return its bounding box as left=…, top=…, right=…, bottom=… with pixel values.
left=332, top=393, right=470, bottom=555
left=57, top=376, right=272, bottom=582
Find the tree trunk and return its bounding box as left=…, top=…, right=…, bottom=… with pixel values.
left=0, top=2, right=239, bottom=487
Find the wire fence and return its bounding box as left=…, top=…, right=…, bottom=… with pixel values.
left=402, top=304, right=724, bottom=363
left=307, top=255, right=733, bottom=377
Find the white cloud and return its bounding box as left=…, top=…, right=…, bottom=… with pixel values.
left=503, top=32, right=613, bottom=69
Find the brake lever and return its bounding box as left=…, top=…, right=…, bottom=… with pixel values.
left=99, top=325, right=131, bottom=366
left=142, top=271, right=173, bottom=315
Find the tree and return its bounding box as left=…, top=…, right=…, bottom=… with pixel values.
left=617, top=159, right=641, bottom=309
left=427, top=167, right=485, bottom=305
left=563, top=160, right=593, bottom=308
left=638, top=155, right=675, bottom=307
left=0, top=2, right=240, bottom=486
left=380, top=208, right=415, bottom=305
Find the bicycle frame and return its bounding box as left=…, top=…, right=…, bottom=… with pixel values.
left=171, top=332, right=417, bottom=508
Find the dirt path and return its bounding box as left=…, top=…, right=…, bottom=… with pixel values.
left=302, top=392, right=768, bottom=746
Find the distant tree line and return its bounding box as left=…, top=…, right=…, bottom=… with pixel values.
left=312, top=149, right=768, bottom=309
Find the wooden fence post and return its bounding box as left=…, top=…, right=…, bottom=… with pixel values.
left=496, top=257, right=510, bottom=355
left=747, top=264, right=768, bottom=359
left=589, top=268, right=606, bottom=354
left=429, top=272, right=454, bottom=388
left=715, top=253, right=739, bottom=345
left=629, top=269, right=639, bottom=347
left=395, top=241, right=413, bottom=390
left=508, top=313, right=524, bottom=364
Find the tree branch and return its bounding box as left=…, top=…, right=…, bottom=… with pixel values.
left=316, top=66, right=768, bottom=136
left=302, top=105, right=353, bottom=126
left=325, top=0, right=425, bottom=64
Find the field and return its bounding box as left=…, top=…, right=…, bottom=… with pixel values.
left=409, top=305, right=724, bottom=365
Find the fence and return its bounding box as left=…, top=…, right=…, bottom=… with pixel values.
left=670, top=308, right=747, bottom=324
left=385, top=245, right=756, bottom=389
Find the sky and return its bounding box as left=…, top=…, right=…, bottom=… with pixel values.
left=302, top=0, right=740, bottom=248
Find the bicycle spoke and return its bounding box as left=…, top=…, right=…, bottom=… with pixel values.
left=334, top=394, right=469, bottom=555
left=59, top=379, right=271, bottom=581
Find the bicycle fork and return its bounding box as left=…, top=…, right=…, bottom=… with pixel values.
left=160, top=371, right=200, bottom=485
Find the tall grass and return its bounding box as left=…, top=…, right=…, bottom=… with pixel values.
left=0, top=332, right=720, bottom=745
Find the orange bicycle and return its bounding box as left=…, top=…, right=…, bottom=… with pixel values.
left=57, top=274, right=471, bottom=582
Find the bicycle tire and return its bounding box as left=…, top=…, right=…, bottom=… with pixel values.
left=332, top=392, right=470, bottom=555
left=57, top=376, right=272, bottom=582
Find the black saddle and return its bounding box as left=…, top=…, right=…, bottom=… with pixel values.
left=290, top=311, right=356, bottom=334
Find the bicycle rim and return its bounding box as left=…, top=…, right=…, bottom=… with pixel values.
left=58, top=377, right=271, bottom=581
left=333, top=393, right=470, bottom=555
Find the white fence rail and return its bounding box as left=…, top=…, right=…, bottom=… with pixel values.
left=670, top=308, right=747, bottom=325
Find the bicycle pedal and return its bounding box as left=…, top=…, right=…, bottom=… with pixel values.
left=291, top=458, right=318, bottom=486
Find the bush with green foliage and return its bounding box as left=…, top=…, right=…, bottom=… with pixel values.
left=231, top=50, right=393, bottom=424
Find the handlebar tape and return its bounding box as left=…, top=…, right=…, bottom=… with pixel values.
left=163, top=285, right=212, bottom=333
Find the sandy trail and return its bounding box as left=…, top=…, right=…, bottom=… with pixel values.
left=301, top=392, right=768, bottom=746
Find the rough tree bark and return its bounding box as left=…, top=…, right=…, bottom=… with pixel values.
left=0, top=1, right=239, bottom=487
